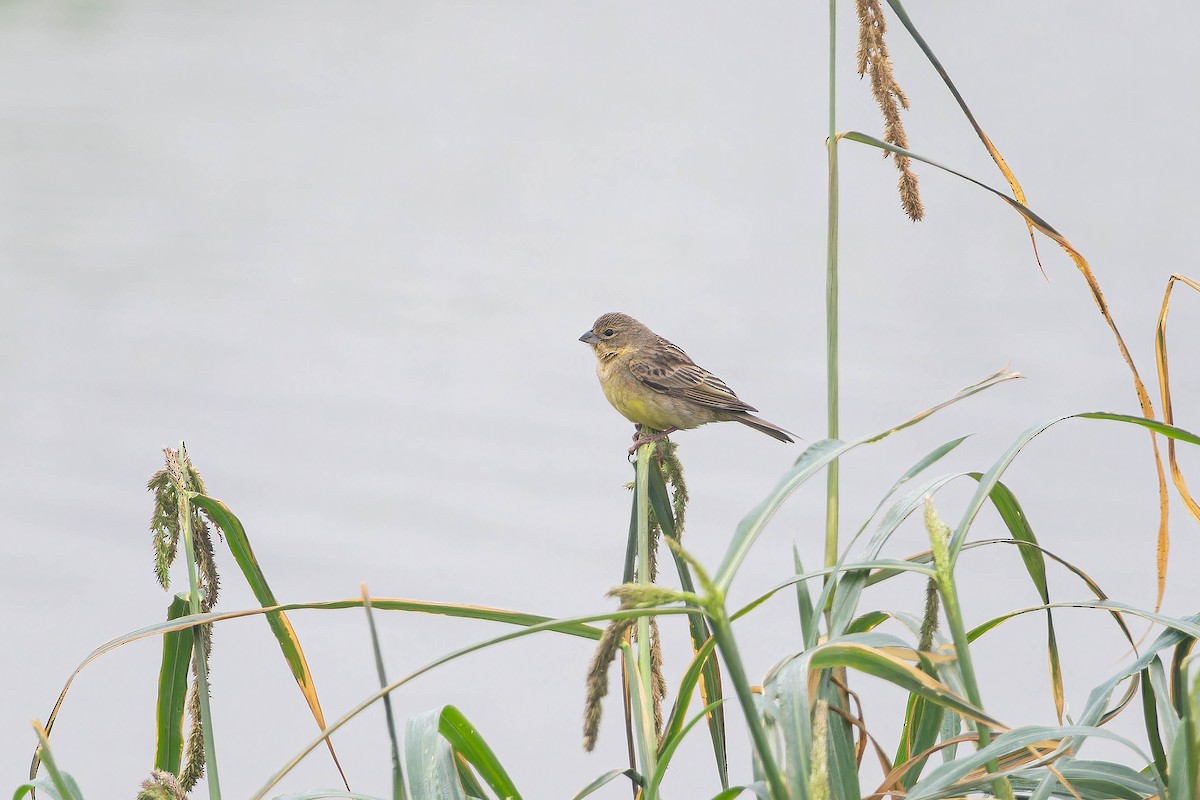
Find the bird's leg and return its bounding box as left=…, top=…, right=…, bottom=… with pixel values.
left=628, top=426, right=677, bottom=456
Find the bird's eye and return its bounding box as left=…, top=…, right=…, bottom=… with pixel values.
left=603, top=328, right=615, bottom=337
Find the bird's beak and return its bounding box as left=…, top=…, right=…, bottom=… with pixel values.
left=579, top=331, right=601, bottom=345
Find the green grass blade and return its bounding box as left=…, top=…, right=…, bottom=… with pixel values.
left=189, top=495, right=334, bottom=737
left=976, top=478, right=1047, bottom=600
left=1168, top=717, right=1198, bottom=800
left=622, top=645, right=656, bottom=790
left=1167, top=667, right=1200, bottom=800
left=155, top=593, right=194, bottom=775
left=893, top=689, right=945, bottom=790
left=967, top=476, right=1063, bottom=721
left=1078, top=412, right=1200, bottom=444
left=846, top=611, right=888, bottom=635
left=1172, top=637, right=1197, bottom=716
left=647, top=699, right=727, bottom=796
left=648, top=462, right=728, bottom=788
left=438, top=706, right=521, bottom=800
left=623, top=483, right=638, bottom=584
left=1147, top=656, right=1180, bottom=751
left=888, top=537, right=1136, bottom=649
left=1141, top=662, right=1170, bottom=782
left=570, top=769, right=640, bottom=800
left=818, top=675, right=861, bottom=800
left=792, top=547, right=816, bottom=646
left=658, top=637, right=719, bottom=763
left=947, top=413, right=1200, bottom=565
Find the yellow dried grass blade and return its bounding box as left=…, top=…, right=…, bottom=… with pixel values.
left=842, top=130, right=1173, bottom=612
left=1155, top=275, right=1200, bottom=527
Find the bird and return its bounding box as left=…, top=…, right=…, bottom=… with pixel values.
left=578, top=312, right=795, bottom=451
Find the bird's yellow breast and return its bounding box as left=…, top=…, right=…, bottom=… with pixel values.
left=597, top=358, right=693, bottom=431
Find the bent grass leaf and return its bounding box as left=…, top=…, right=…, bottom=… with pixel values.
left=966, top=476, right=1064, bottom=723
left=405, top=709, right=468, bottom=800
left=438, top=705, right=521, bottom=800
left=944, top=413, right=1200, bottom=616
left=845, top=129, right=1177, bottom=610
left=191, top=492, right=350, bottom=788
left=806, top=640, right=1004, bottom=730
left=188, top=496, right=332, bottom=722
left=887, top=537, right=1136, bottom=653
left=570, top=768, right=641, bottom=800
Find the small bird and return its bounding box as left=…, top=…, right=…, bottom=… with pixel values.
left=579, top=312, right=795, bottom=451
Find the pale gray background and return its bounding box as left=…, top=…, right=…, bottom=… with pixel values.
left=3, top=2, right=1199, bottom=798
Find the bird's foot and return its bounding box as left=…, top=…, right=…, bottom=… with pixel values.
left=628, top=427, right=677, bottom=456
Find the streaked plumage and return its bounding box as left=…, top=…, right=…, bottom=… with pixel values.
left=578, top=312, right=795, bottom=447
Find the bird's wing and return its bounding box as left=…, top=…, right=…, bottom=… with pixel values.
left=628, top=340, right=759, bottom=413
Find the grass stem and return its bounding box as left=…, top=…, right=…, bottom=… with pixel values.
left=179, top=477, right=221, bottom=799
left=634, top=442, right=659, bottom=783
left=823, top=0, right=841, bottom=581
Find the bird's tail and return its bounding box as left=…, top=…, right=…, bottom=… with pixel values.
left=734, top=413, right=796, bottom=444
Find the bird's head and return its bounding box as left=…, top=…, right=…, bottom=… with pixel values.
left=579, top=312, right=647, bottom=359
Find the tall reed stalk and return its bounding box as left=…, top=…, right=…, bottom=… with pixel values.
left=824, top=0, right=841, bottom=584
